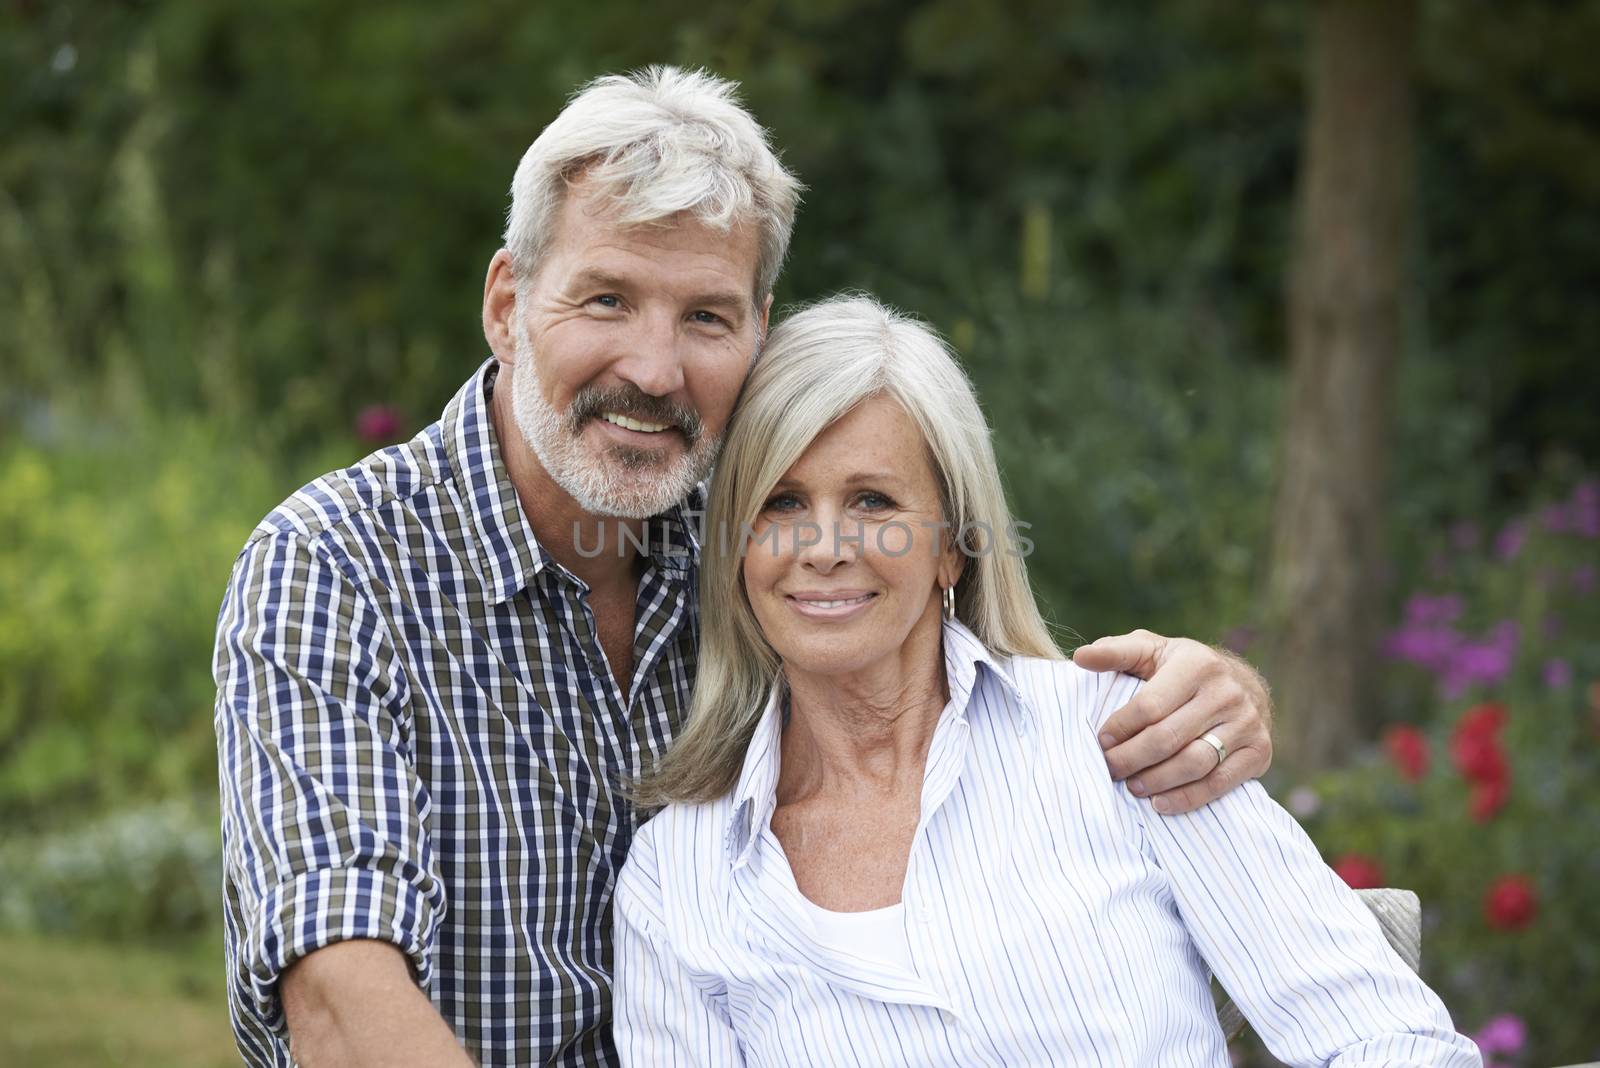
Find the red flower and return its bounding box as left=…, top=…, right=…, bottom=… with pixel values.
left=1484, top=874, right=1538, bottom=931
left=1333, top=854, right=1385, bottom=890
left=1458, top=701, right=1507, bottom=738
left=1469, top=776, right=1511, bottom=823
left=1451, top=729, right=1507, bottom=784
left=1450, top=702, right=1508, bottom=782
left=1382, top=725, right=1430, bottom=782
left=355, top=404, right=404, bottom=443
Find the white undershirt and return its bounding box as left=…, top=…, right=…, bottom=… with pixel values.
left=797, top=896, right=915, bottom=972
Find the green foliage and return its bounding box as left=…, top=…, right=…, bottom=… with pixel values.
left=0, top=419, right=335, bottom=829
left=0, top=801, right=221, bottom=940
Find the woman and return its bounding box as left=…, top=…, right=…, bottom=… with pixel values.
left=613, top=295, right=1479, bottom=1066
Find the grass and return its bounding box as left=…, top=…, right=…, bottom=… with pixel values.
left=0, top=931, right=239, bottom=1067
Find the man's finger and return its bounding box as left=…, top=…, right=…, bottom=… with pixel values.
left=1072, top=630, right=1164, bottom=678
left=1100, top=679, right=1211, bottom=779
left=1124, top=725, right=1235, bottom=799
left=1149, top=744, right=1260, bottom=815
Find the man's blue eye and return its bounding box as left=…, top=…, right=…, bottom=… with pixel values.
left=594, top=295, right=621, bottom=308
left=692, top=310, right=724, bottom=325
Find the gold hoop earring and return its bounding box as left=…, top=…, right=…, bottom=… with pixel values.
left=942, top=584, right=956, bottom=622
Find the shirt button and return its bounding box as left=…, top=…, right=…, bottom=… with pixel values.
left=917, top=902, right=936, bottom=924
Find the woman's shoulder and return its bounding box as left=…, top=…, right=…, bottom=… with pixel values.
left=618, top=794, right=739, bottom=922
left=1001, top=654, right=1144, bottom=735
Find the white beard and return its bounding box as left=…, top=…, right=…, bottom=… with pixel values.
left=507, top=319, right=718, bottom=519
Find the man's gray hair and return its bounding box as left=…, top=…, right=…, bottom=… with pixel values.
left=504, top=66, right=803, bottom=301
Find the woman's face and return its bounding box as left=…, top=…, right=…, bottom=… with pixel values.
left=741, top=393, right=962, bottom=680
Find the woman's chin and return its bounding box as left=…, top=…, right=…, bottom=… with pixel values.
left=771, top=632, right=883, bottom=678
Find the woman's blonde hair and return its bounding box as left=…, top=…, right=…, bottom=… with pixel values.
left=633, top=294, right=1061, bottom=807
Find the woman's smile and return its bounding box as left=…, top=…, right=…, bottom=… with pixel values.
left=784, top=589, right=879, bottom=621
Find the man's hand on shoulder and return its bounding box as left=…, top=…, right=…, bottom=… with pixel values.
left=1073, top=630, right=1273, bottom=815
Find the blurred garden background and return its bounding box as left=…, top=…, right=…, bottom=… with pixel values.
left=2, top=0, right=1597, bottom=1064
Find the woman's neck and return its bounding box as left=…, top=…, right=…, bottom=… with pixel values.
left=776, top=611, right=949, bottom=806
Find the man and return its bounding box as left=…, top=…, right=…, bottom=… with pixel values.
left=214, top=66, right=1273, bottom=1068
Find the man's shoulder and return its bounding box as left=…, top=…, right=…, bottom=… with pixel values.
left=247, top=422, right=452, bottom=551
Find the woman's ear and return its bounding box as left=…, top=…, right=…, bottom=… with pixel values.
left=937, top=539, right=966, bottom=592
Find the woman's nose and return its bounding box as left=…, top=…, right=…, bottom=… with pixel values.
left=795, top=508, right=863, bottom=571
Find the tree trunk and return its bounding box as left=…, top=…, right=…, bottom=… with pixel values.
left=1269, top=0, right=1418, bottom=771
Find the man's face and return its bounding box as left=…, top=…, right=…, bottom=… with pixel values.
left=507, top=180, right=768, bottom=518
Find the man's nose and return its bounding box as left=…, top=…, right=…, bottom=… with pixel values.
left=612, top=311, right=687, bottom=397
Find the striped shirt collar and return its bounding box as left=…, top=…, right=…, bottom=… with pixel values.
left=724, top=618, right=1031, bottom=869
left=444, top=358, right=701, bottom=606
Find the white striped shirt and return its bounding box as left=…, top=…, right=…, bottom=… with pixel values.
left=613, top=620, right=1480, bottom=1067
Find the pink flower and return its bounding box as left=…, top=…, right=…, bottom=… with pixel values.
left=1472, top=1013, right=1527, bottom=1055
left=355, top=404, right=404, bottom=443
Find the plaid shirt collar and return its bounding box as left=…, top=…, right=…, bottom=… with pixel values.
left=443, top=358, right=702, bottom=607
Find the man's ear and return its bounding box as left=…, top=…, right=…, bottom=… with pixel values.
left=483, top=249, right=519, bottom=365
left=756, top=292, right=774, bottom=351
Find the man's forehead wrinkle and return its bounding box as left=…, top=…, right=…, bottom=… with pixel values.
left=566, top=240, right=753, bottom=310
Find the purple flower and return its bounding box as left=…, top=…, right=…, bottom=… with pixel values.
left=1574, top=564, right=1597, bottom=595
left=1405, top=593, right=1464, bottom=626
left=1544, top=658, right=1573, bottom=690
left=1286, top=786, right=1321, bottom=819
left=1221, top=626, right=1256, bottom=654
left=1495, top=519, right=1528, bottom=562
left=1572, top=479, right=1600, bottom=538
left=1539, top=502, right=1572, bottom=533
left=1439, top=621, right=1519, bottom=698
left=1383, top=623, right=1460, bottom=670
left=1472, top=1013, right=1527, bottom=1055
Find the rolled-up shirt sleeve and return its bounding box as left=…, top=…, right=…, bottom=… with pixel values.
left=214, top=530, right=445, bottom=1048
left=613, top=822, right=745, bottom=1067
left=1093, top=672, right=1482, bottom=1068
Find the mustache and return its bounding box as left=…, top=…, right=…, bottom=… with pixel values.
left=567, top=384, right=703, bottom=444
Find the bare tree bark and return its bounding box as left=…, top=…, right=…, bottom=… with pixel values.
left=1269, top=0, right=1418, bottom=771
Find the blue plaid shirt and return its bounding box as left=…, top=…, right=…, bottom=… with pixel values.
left=213, top=359, right=700, bottom=1066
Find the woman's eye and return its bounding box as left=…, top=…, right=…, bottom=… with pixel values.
left=762, top=493, right=801, bottom=513
left=856, top=492, right=895, bottom=511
